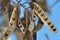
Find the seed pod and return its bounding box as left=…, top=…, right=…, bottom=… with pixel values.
left=33, top=2, right=57, bottom=32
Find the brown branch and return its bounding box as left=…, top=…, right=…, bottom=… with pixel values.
left=24, top=8, right=30, bottom=29
left=32, top=19, right=43, bottom=34
left=15, top=30, right=24, bottom=40
left=24, top=8, right=33, bottom=40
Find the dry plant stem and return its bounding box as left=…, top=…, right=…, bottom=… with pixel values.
left=31, top=11, right=36, bottom=40
left=15, top=30, right=24, bottom=40
left=24, top=8, right=33, bottom=40
left=32, top=19, right=43, bottom=34
left=31, top=10, right=43, bottom=40
left=32, top=19, right=43, bottom=40
left=23, top=30, right=33, bottom=40
left=24, top=8, right=30, bottom=29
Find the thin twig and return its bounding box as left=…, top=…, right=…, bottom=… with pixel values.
left=45, top=34, right=50, bottom=40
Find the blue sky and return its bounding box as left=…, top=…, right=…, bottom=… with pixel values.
left=0, top=0, right=60, bottom=40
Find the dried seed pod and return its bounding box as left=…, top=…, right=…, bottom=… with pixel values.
left=1, top=3, right=20, bottom=40
left=17, top=18, right=26, bottom=34
left=33, top=2, right=57, bottom=32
